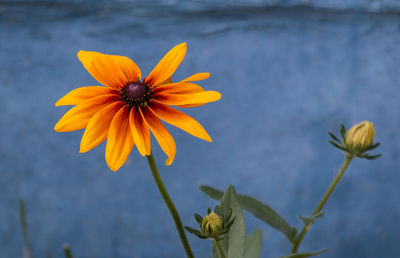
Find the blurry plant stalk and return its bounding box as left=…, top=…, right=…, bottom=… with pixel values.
left=19, top=200, right=32, bottom=258
left=292, top=121, right=381, bottom=253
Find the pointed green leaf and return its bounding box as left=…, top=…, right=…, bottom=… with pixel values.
left=220, top=185, right=245, bottom=258
left=340, top=124, right=346, bottom=139
left=244, top=230, right=263, bottom=258
left=299, top=211, right=325, bottom=226
left=200, top=185, right=293, bottom=243
left=289, top=227, right=298, bottom=241
left=365, top=142, right=380, bottom=151
left=184, top=226, right=202, bottom=235
left=365, top=153, right=382, bottom=160
left=328, top=132, right=340, bottom=143
left=328, top=140, right=348, bottom=152
left=328, top=140, right=341, bottom=149
left=194, top=214, right=203, bottom=224
left=280, top=249, right=328, bottom=258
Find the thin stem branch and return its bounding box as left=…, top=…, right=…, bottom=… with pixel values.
left=291, top=156, right=353, bottom=253
left=215, top=240, right=226, bottom=258
left=146, top=153, right=194, bottom=258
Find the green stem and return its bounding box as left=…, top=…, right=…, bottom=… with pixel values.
left=146, top=153, right=194, bottom=258
left=215, top=240, right=226, bottom=258
left=291, top=156, right=353, bottom=253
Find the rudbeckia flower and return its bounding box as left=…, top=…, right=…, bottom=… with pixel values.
left=54, top=42, right=221, bottom=171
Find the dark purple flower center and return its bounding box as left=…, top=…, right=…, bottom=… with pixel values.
left=121, top=81, right=151, bottom=106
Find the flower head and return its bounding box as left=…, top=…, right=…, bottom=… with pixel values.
left=185, top=206, right=235, bottom=240
left=328, top=121, right=381, bottom=159
left=345, top=121, right=375, bottom=152
left=55, top=43, right=221, bottom=171
left=201, top=211, right=223, bottom=237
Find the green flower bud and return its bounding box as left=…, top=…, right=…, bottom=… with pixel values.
left=345, top=121, right=375, bottom=153
left=185, top=205, right=235, bottom=240
left=201, top=211, right=223, bottom=238
left=328, top=121, right=381, bottom=160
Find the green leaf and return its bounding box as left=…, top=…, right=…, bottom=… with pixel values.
left=365, top=153, right=382, bottom=160
left=244, top=230, right=263, bottom=258
left=328, top=141, right=348, bottom=152
left=340, top=124, right=346, bottom=139
left=184, top=226, right=207, bottom=239
left=220, top=185, right=245, bottom=258
left=365, top=142, right=380, bottom=151
left=289, top=227, right=298, bottom=241
left=280, top=249, right=328, bottom=258
left=194, top=213, right=203, bottom=224
left=298, top=211, right=325, bottom=226
left=200, top=185, right=293, bottom=242
left=328, top=132, right=340, bottom=143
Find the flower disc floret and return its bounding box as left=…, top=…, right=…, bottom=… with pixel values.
left=121, top=81, right=152, bottom=106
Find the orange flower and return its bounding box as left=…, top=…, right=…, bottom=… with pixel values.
left=54, top=42, right=221, bottom=171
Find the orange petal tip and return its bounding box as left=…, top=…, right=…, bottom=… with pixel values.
left=54, top=124, right=61, bottom=132
left=79, top=147, right=89, bottom=153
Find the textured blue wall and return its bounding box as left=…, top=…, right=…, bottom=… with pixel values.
left=0, top=1, right=399, bottom=257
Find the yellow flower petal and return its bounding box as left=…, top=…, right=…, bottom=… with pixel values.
left=80, top=101, right=125, bottom=153
left=54, top=94, right=121, bottom=132
left=144, top=43, right=187, bottom=87
left=181, top=72, right=210, bottom=82
left=77, top=51, right=141, bottom=89
left=140, top=107, right=176, bottom=166
left=176, top=103, right=206, bottom=108
left=129, top=108, right=151, bottom=156
left=153, top=91, right=221, bottom=106
left=149, top=101, right=211, bottom=142
left=55, top=86, right=119, bottom=106
left=105, top=106, right=134, bottom=171
left=152, top=82, right=205, bottom=95
left=157, top=77, right=172, bottom=86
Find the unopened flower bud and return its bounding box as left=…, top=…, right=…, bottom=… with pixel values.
left=345, top=121, right=375, bottom=152
left=201, top=211, right=223, bottom=237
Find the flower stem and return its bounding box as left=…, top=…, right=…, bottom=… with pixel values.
left=146, top=153, right=194, bottom=258
left=215, top=240, right=226, bottom=258
left=19, top=199, right=32, bottom=258
left=291, top=155, right=353, bottom=253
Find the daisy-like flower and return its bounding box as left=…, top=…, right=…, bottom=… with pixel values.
left=55, top=42, right=221, bottom=171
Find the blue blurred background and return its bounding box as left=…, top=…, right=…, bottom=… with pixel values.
left=1, top=0, right=399, bottom=257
